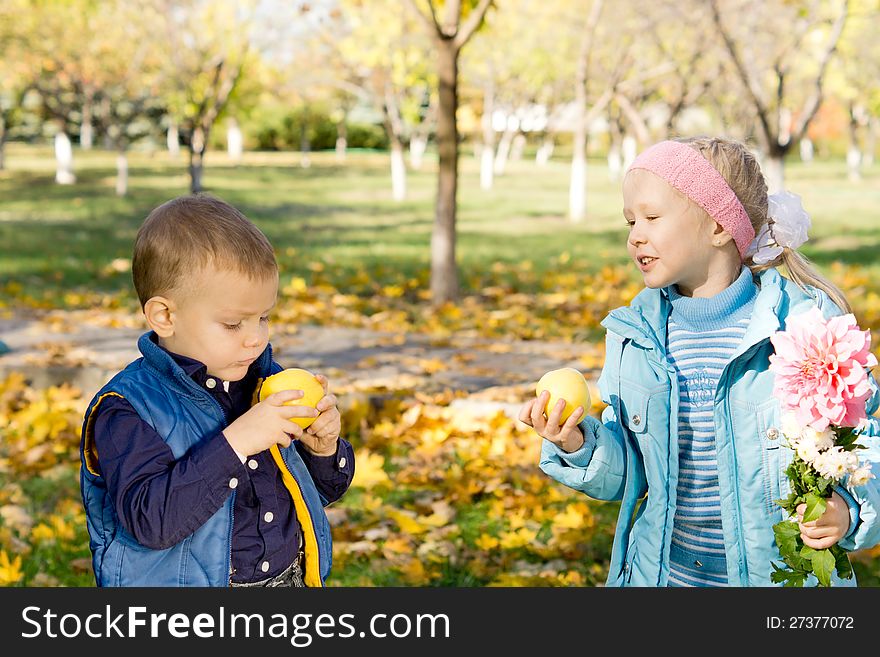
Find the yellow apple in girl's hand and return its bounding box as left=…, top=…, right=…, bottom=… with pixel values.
left=259, top=368, right=324, bottom=428
left=536, top=368, right=590, bottom=424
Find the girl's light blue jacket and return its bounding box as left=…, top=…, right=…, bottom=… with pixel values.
left=540, top=268, right=880, bottom=586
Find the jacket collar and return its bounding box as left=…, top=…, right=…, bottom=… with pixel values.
left=601, top=268, right=801, bottom=355
left=137, top=331, right=274, bottom=398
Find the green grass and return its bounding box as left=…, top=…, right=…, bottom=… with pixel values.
left=4, top=142, right=878, bottom=308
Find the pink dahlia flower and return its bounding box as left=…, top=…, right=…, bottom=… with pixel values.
left=769, top=307, right=877, bottom=431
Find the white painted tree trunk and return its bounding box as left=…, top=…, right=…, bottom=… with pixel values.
left=865, top=119, right=878, bottom=167
left=799, top=138, right=814, bottom=163
left=510, top=133, right=526, bottom=162
left=535, top=136, right=554, bottom=166
left=607, top=143, right=622, bottom=181
left=847, top=146, right=862, bottom=182
left=569, top=152, right=586, bottom=223
left=54, top=132, right=75, bottom=184
left=81, top=101, right=93, bottom=150
left=763, top=155, right=784, bottom=194
left=391, top=139, right=406, bottom=201
left=480, top=144, right=494, bottom=190
left=167, top=125, right=180, bottom=156
left=116, top=152, right=129, bottom=196
left=335, top=137, right=347, bottom=162
left=409, top=136, right=427, bottom=169
left=494, top=129, right=514, bottom=175
left=622, top=135, right=637, bottom=172
left=227, top=119, right=243, bottom=163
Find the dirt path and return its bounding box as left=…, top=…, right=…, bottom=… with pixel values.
left=0, top=310, right=604, bottom=418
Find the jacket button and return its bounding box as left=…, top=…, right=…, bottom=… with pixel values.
left=228, top=477, right=238, bottom=489
left=248, top=459, right=259, bottom=470
left=338, top=457, right=347, bottom=468
left=766, top=427, right=779, bottom=440
left=206, top=378, right=217, bottom=389
left=632, top=414, right=641, bottom=426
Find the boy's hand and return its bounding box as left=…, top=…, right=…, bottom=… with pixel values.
left=297, top=373, right=341, bottom=457
left=518, top=390, right=585, bottom=453
left=796, top=491, right=850, bottom=549
left=223, top=389, right=318, bottom=457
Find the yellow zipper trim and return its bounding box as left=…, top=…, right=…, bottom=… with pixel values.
left=82, top=391, right=125, bottom=476
left=269, top=444, right=322, bottom=587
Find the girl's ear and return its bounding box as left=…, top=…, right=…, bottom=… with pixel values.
left=143, top=296, right=175, bottom=337
left=712, top=222, right=735, bottom=248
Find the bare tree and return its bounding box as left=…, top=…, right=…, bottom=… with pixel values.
left=709, top=0, right=849, bottom=191
left=406, top=0, right=494, bottom=305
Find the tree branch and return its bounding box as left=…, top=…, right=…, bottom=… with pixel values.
left=791, top=0, right=850, bottom=140
left=709, top=0, right=774, bottom=147
left=404, top=0, right=442, bottom=36
left=454, top=0, right=494, bottom=50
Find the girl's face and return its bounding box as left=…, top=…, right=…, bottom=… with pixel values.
left=622, top=169, right=735, bottom=298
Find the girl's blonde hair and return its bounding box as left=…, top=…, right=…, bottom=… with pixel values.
left=678, top=136, right=852, bottom=314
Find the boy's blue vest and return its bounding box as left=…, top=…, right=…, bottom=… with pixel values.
left=79, top=332, right=333, bottom=587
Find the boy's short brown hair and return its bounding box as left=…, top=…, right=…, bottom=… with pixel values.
left=132, top=194, right=278, bottom=307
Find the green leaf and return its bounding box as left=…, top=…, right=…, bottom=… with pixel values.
left=770, top=562, right=808, bottom=587
left=832, top=545, right=853, bottom=580
left=810, top=549, right=835, bottom=587
left=773, top=520, right=801, bottom=556
left=802, top=493, right=827, bottom=523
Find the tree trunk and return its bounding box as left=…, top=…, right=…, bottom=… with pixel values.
left=167, top=124, right=180, bottom=156
left=0, top=131, right=6, bottom=171
left=763, top=151, right=785, bottom=194
left=510, top=133, right=526, bottom=162
left=390, top=135, right=407, bottom=201
left=535, top=134, right=554, bottom=166
left=116, top=148, right=129, bottom=196
left=227, top=118, right=243, bottom=164
left=54, top=131, right=75, bottom=184
left=431, top=43, right=460, bottom=305
left=494, top=127, right=515, bottom=175
left=81, top=99, right=93, bottom=150
left=480, top=83, right=494, bottom=190
left=335, top=120, right=347, bottom=162
left=300, top=124, right=311, bottom=168
left=409, top=135, right=427, bottom=169
left=864, top=117, right=878, bottom=168
left=799, top=137, right=814, bottom=164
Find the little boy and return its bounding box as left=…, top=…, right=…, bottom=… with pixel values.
left=80, top=194, right=354, bottom=587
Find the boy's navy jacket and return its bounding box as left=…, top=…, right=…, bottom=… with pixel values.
left=80, top=331, right=336, bottom=587
left=541, top=268, right=880, bottom=586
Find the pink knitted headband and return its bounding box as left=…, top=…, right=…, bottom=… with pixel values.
left=627, top=140, right=755, bottom=257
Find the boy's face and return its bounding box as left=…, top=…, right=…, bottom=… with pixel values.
left=158, top=265, right=278, bottom=381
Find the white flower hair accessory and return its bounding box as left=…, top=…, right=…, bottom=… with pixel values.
left=745, top=190, right=811, bottom=265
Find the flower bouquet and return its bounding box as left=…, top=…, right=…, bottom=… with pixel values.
left=768, top=307, right=877, bottom=586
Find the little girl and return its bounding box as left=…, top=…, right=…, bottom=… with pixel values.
left=519, top=137, right=880, bottom=586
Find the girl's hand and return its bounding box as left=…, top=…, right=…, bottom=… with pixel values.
left=796, top=491, right=850, bottom=549
left=297, top=373, right=341, bottom=457
left=518, top=390, right=585, bottom=453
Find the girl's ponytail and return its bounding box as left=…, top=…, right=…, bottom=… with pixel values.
left=749, top=248, right=853, bottom=314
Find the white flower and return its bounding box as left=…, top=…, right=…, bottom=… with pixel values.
left=813, top=446, right=848, bottom=481
left=780, top=412, right=803, bottom=442
left=745, top=191, right=810, bottom=264
left=796, top=438, right=822, bottom=466
left=802, top=425, right=835, bottom=451
left=849, top=464, right=874, bottom=487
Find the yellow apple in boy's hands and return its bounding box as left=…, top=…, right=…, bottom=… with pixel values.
left=536, top=368, right=590, bottom=424
left=259, top=368, right=324, bottom=428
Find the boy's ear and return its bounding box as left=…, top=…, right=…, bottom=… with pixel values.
left=143, top=296, right=175, bottom=337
